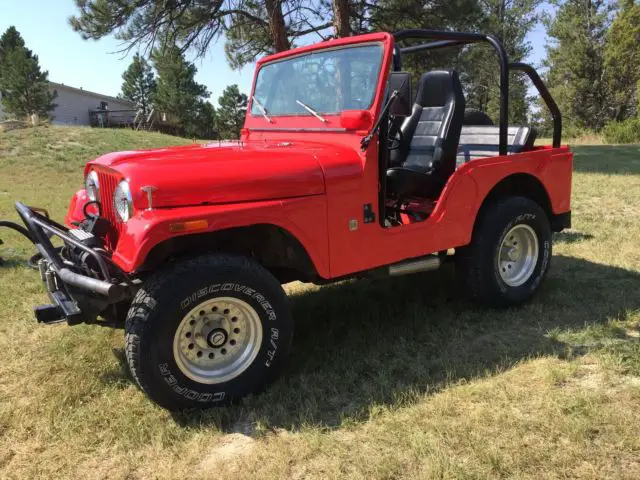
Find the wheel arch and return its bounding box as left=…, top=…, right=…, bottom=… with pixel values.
left=138, top=223, right=319, bottom=284
left=474, top=173, right=553, bottom=232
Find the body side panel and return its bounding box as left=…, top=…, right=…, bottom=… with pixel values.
left=106, top=195, right=330, bottom=277
left=324, top=146, right=572, bottom=278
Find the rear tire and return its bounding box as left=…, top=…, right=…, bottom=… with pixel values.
left=456, top=196, right=551, bottom=307
left=124, top=254, right=293, bottom=410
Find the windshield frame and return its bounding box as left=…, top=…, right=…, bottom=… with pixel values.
left=249, top=41, right=385, bottom=119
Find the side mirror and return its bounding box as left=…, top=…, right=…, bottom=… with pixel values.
left=388, top=72, right=412, bottom=117
left=340, top=110, right=373, bottom=130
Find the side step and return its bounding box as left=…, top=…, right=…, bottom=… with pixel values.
left=387, top=254, right=442, bottom=277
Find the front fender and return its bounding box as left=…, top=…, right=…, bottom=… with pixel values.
left=110, top=196, right=330, bottom=278
left=65, top=189, right=91, bottom=226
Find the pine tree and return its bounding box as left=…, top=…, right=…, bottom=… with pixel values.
left=543, top=0, right=612, bottom=131
left=120, top=53, right=156, bottom=114
left=0, top=26, right=56, bottom=119
left=152, top=44, right=209, bottom=136
left=604, top=0, right=640, bottom=120
left=489, top=0, right=540, bottom=124
left=0, top=26, right=25, bottom=65
left=216, top=85, right=247, bottom=139
left=368, top=0, right=484, bottom=103
left=0, top=26, right=25, bottom=90
left=457, top=0, right=542, bottom=125
left=70, top=1, right=335, bottom=69
left=192, top=101, right=218, bottom=139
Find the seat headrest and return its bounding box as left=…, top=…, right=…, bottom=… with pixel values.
left=415, top=70, right=462, bottom=108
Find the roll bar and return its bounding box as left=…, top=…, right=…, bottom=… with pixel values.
left=509, top=62, right=562, bottom=149
left=392, top=29, right=562, bottom=151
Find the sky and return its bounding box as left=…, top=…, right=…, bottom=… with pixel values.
left=1, top=0, right=549, bottom=104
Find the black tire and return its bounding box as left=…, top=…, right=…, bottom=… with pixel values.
left=124, top=253, right=293, bottom=410
left=456, top=196, right=552, bottom=307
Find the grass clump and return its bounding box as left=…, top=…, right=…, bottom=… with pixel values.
left=0, top=126, right=639, bottom=478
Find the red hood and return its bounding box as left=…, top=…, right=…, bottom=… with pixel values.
left=87, top=140, right=347, bottom=208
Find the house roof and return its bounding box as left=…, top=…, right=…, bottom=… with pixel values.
left=49, top=82, right=136, bottom=108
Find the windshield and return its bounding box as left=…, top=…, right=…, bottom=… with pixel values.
left=251, top=43, right=384, bottom=117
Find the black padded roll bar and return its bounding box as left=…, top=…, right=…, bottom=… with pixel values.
left=392, top=29, right=563, bottom=152
left=509, top=62, right=562, bottom=148
left=393, top=30, right=509, bottom=155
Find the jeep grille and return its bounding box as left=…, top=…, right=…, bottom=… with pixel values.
left=96, top=170, right=124, bottom=249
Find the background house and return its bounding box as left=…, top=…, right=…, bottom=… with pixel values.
left=0, top=81, right=136, bottom=126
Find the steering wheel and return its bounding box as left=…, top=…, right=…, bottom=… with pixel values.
left=388, top=117, right=404, bottom=151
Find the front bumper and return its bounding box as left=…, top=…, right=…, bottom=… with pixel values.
left=14, top=202, right=134, bottom=325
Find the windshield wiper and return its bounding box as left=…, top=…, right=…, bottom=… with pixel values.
left=252, top=96, right=272, bottom=123
left=296, top=100, right=327, bottom=123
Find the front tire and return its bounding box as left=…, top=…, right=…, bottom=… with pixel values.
left=124, top=254, right=293, bottom=410
left=456, top=196, right=552, bottom=307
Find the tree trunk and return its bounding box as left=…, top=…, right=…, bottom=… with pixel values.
left=264, top=0, right=290, bottom=52
left=333, top=0, right=351, bottom=37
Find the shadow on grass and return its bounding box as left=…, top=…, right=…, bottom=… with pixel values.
left=553, top=231, right=594, bottom=244
left=572, top=145, right=640, bottom=174
left=99, top=348, right=136, bottom=389
left=0, top=257, right=25, bottom=268
left=105, top=255, right=640, bottom=432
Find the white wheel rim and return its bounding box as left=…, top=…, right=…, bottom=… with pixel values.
left=173, top=297, right=263, bottom=384
left=497, top=224, right=539, bottom=287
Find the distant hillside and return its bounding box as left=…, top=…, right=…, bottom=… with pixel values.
left=0, top=125, right=194, bottom=172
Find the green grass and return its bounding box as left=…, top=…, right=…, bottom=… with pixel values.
left=1, top=126, right=639, bottom=479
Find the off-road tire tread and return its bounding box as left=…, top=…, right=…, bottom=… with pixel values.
left=124, top=253, right=289, bottom=409
left=456, top=196, right=551, bottom=307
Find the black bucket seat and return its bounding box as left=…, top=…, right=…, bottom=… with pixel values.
left=387, top=70, right=465, bottom=199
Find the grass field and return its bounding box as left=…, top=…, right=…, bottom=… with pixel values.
left=1, top=126, right=639, bottom=479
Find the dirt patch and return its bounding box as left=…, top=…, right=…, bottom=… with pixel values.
left=199, top=433, right=256, bottom=471
left=570, top=363, right=640, bottom=393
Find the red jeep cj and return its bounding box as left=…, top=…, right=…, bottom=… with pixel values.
left=9, top=30, right=572, bottom=410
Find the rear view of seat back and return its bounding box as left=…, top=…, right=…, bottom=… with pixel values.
left=456, top=125, right=537, bottom=167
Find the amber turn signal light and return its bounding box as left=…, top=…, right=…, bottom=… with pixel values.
left=169, top=219, right=209, bottom=233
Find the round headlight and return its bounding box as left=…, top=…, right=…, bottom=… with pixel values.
left=113, top=180, right=133, bottom=222
left=85, top=171, right=100, bottom=201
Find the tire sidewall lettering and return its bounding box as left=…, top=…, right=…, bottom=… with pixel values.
left=155, top=282, right=281, bottom=404
left=180, top=283, right=277, bottom=322
left=158, top=362, right=226, bottom=403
